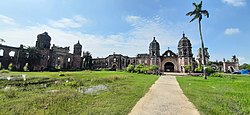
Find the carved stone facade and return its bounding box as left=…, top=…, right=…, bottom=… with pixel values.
left=93, top=33, right=197, bottom=73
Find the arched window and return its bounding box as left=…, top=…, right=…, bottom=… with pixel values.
left=0, top=49, right=3, bottom=56
left=9, top=51, right=15, bottom=57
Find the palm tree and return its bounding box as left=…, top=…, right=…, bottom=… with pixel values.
left=186, top=1, right=209, bottom=79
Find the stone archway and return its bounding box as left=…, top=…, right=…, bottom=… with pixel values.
left=111, top=64, right=117, bottom=71
left=164, top=62, right=175, bottom=72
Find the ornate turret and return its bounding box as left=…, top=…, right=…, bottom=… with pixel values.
left=73, top=40, right=82, bottom=55
left=178, top=33, right=193, bottom=57
left=149, top=37, right=160, bottom=57
left=36, top=32, right=51, bottom=49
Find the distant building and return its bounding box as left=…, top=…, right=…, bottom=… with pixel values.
left=93, top=33, right=196, bottom=73
left=0, top=32, right=91, bottom=71
left=0, top=32, right=239, bottom=73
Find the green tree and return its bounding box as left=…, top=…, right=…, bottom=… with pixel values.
left=24, top=46, right=41, bottom=71
left=82, top=51, right=93, bottom=70
left=239, top=63, right=250, bottom=70
left=183, top=65, right=192, bottom=74
left=186, top=1, right=209, bottom=79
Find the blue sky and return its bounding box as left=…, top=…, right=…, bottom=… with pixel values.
left=0, top=0, right=249, bottom=64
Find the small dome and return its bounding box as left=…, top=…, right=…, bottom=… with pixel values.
left=178, top=33, right=191, bottom=47
left=149, top=37, right=160, bottom=50
left=37, top=32, right=51, bottom=41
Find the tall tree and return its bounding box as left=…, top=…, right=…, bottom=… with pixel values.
left=186, top=1, right=209, bottom=79
left=82, top=51, right=92, bottom=69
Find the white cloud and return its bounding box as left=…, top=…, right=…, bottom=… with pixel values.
left=222, top=0, right=246, bottom=7
left=125, top=15, right=141, bottom=24
left=0, top=15, right=198, bottom=58
left=237, top=56, right=250, bottom=65
left=0, top=14, right=15, bottom=25
left=49, top=15, right=90, bottom=29
left=224, top=28, right=240, bottom=35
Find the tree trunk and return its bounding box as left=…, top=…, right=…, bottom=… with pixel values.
left=198, top=20, right=207, bottom=79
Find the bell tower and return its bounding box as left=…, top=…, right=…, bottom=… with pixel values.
left=149, top=37, right=160, bottom=57
left=177, top=33, right=194, bottom=73
left=72, top=40, right=82, bottom=69
left=149, top=37, right=160, bottom=66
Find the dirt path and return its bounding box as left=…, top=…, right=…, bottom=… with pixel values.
left=129, top=75, right=199, bottom=115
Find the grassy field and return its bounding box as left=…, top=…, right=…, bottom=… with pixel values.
left=177, top=74, right=250, bottom=115
left=0, top=71, right=158, bottom=114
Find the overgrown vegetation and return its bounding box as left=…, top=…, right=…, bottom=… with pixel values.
left=194, top=64, right=215, bottom=75
left=239, top=63, right=250, bottom=70
left=126, top=64, right=159, bottom=74
left=0, top=71, right=158, bottom=114
left=177, top=73, right=250, bottom=114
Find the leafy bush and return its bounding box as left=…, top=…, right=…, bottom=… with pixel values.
left=206, top=66, right=215, bottom=75
left=64, top=81, right=78, bottom=87
left=134, top=64, right=144, bottom=73
left=8, top=63, right=13, bottom=71
left=0, top=69, right=10, bottom=73
left=194, top=67, right=203, bottom=73
left=126, top=64, right=135, bottom=73
left=23, top=63, right=29, bottom=71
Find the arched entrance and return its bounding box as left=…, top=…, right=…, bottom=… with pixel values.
left=111, top=64, right=117, bottom=71
left=164, top=62, right=175, bottom=72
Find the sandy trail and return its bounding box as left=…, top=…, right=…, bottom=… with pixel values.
left=129, top=75, right=199, bottom=115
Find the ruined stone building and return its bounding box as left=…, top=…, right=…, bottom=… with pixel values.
left=0, top=32, right=91, bottom=71
left=0, top=32, right=239, bottom=72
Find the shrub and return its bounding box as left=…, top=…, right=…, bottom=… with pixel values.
left=127, top=64, right=135, bottom=73
left=194, top=67, right=203, bottom=73
left=23, top=63, right=29, bottom=71
left=8, top=63, right=13, bottom=71
left=64, top=81, right=78, bottom=87
left=0, top=69, right=10, bottom=73
left=134, top=64, right=144, bottom=73
left=206, top=66, right=215, bottom=75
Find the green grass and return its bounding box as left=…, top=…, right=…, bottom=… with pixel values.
left=177, top=74, right=250, bottom=115
left=0, top=71, right=158, bottom=114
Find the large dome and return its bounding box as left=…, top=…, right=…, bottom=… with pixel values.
left=37, top=32, right=51, bottom=41
left=178, top=33, right=191, bottom=47
left=149, top=37, right=160, bottom=50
